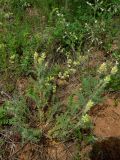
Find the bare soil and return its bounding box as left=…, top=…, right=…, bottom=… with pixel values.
left=91, top=94, right=120, bottom=138
left=89, top=94, right=120, bottom=160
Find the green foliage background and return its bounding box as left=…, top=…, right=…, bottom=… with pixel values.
left=0, top=1, right=120, bottom=157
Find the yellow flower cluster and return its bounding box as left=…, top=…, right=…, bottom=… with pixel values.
left=104, top=75, right=111, bottom=83
left=81, top=114, right=90, bottom=124
left=98, top=62, right=107, bottom=74
left=103, top=64, right=118, bottom=84
left=111, top=65, right=118, bottom=75
left=34, top=52, right=46, bottom=65
left=34, top=52, right=38, bottom=60
left=58, top=71, right=69, bottom=79
left=84, top=100, right=94, bottom=113
left=47, top=76, right=54, bottom=81
left=9, top=54, right=16, bottom=64
left=67, top=57, right=80, bottom=68
left=58, top=54, right=87, bottom=81
left=52, top=85, right=57, bottom=93
left=78, top=55, right=87, bottom=62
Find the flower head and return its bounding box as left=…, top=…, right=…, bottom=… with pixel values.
left=84, top=100, right=94, bottom=113
left=81, top=114, right=90, bottom=124
left=98, top=62, right=107, bottom=74
left=34, top=52, right=38, bottom=60
left=111, top=65, right=118, bottom=75
left=10, top=54, right=15, bottom=60
left=41, top=52, right=46, bottom=59
left=104, top=75, right=111, bottom=83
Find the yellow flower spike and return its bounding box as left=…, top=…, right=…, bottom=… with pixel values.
left=38, top=57, right=42, bottom=64
left=81, top=114, right=90, bottom=124
left=84, top=100, right=94, bottom=113
left=98, top=62, right=107, bottom=74
left=111, top=65, right=118, bottom=75
left=63, top=71, right=69, bottom=78
left=104, top=75, right=111, bottom=84
left=10, top=54, right=15, bottom=60
left=34, top=52, right=38, bottom=60
left=53, top=85, right=57, bottom=93
left=41, top=52, right=46, bottom=59
left=49, top=76, right=54, bottom=81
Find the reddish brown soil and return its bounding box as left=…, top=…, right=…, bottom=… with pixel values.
left=88, top=94, right=120, bottom=160
left=91, top=94, right=120, bottom=138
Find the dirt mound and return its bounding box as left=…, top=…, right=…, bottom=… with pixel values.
left=91, top=95, right=120, bottom=138
left=89, top=95, right=120, bottom=160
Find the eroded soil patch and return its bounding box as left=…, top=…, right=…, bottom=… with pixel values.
left=91, top=94, right=120, bottom=138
